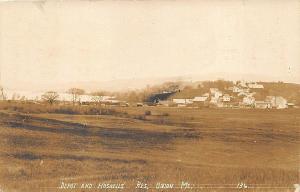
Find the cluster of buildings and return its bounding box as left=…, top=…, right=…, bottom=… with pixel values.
left=159, top=81, right=295, bottom=109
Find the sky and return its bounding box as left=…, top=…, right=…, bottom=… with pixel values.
left=0, top=0, right=299, bottom=91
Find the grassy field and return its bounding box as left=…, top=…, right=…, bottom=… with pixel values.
left=0, top=104, right=299, bottom=192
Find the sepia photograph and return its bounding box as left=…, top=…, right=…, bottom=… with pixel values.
left=0, top=0, right=299, bottom=191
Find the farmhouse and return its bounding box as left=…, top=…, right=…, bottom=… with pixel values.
left=265, top=96, right=287, bottom=109
left=232, top=86, right=241, bottom=93
left=173, top=99, right=186, bottom=104
left=242, top=96, right=255, bottom=106
left=191, top=96, right=209, bottom=107
left=214, top=91, right=223, bottom=98
left=193, top=96, right=208, bottom=102
left=222, top=94, right=231, bottom=102
left=275, top=96, right=288, bottom=109
left=210, top=88, right=222, bottom=99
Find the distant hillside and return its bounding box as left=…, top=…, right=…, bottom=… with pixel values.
left=258, top=82, right=300, bottom=105
left=169, top=80, right=234, bottom=99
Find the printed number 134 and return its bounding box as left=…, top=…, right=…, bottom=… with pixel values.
left=237, top=182, right=248, bottom=189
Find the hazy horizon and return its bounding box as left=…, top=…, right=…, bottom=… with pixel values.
left=2, top=73, right=299, bottom=93
left=1, top=0, right=299, bottom=92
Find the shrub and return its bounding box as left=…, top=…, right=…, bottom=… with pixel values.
left=53, top=106, right=77, bottom=114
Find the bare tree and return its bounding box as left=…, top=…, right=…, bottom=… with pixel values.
left=0, top=86, right=5, bottom=100
left=68, top=88, right=85, bottom=104
left=42, top=91, right=59, bottom=105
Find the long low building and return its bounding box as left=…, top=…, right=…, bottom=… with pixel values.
left=173, top=99, right=193, bottom=104
left=1, top=90, right=118, bottom=104
left=193, top=96, right=208, bottom=102
left=255, top=101, right=272, bottom=109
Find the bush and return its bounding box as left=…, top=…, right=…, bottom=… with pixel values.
left=53, top=106, right=77, bottom=114
left=85, top=107, right=101, bottom=115
left=134, top=115, right=146, bottom=120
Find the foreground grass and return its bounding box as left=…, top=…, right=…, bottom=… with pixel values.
left=0, top=104, right=299, bottom=191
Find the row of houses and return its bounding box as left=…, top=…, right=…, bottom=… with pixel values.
left=168, top=94, right=291, bottom=109
left=159, top=82, right=295, bottom=109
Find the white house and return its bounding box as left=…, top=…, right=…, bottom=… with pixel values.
left=266, top=96, right=287, bottom=109
left=216, top=91, right=223, bottom=98
left=173, top=99, right=186, bottom=104
left=237, top=88, right=251, bottom=96
left=275, top=96, right=287, bottom=109
left=232, top=86, right=241, bottom=93
left=173, top=99, right=193, bottom=105
left=243, top=96, right=255, bottom=105
left=222, top=94, right=231, bottom=102
left=209, top=88, right=223, bottom=104
left=210, top=90, right=222, bottom=98
left=193, top=96, right=208, bottom=102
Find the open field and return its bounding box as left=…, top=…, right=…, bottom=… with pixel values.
left=0, top=104, right=299, bottom=192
